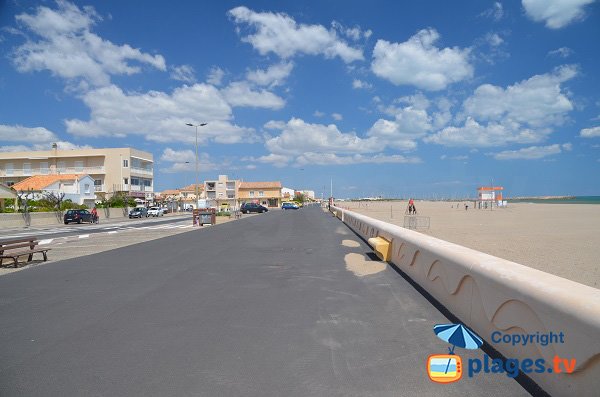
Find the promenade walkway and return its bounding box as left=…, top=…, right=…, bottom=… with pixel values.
left=0, top=207, right=527, bottom=396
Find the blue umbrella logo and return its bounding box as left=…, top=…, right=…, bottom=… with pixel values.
left=434, top=323, right=483, bottom=354
left=433, top=323, right=483, bottom=376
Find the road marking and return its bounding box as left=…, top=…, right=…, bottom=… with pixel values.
left=38, top=239, right=53, bottom=245
left=107, top=231, right=118, bottom=234
left=78, top=234, right=89, bottom=239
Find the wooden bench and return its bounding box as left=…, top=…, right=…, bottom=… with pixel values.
left=0, top=237, right=51, bottom=268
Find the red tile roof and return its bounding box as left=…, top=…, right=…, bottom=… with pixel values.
left=12, top=174, right=85, bottom=191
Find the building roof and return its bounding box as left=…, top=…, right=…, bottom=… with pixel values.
left=239, top=181, right=282, bottom=189
left=12, top=174, right=87, bottom=191
left=0, top=184, right=16, bottom=199
left=160, top=189, right=181, bottom=196
left=180, top=184, right=204, bottom=192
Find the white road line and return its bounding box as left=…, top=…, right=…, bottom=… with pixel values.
left=107, top=231, right=118, bottom=234
left=38, top=239, right=54, bottom=245
left=78, top=234, right=89, bottom=239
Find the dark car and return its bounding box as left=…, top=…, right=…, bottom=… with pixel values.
left=129, top=207, right=148, bottom=218
left=240, top=203, right=268, bottom=214
left=63, top=209, right=94, bottom=224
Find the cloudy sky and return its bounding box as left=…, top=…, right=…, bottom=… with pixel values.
left=0, top=0, right=599, bottom=197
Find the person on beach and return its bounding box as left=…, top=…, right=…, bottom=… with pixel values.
left=408, top=198, right=416, bottom=215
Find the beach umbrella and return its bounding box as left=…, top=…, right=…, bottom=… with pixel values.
left=433, top=323, right=483, bottom=354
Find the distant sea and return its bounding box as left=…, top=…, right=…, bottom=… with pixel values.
left=508, top=196, right=600, bottom=204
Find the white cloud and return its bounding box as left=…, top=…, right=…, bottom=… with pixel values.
left=425, top=117, right=548, bottom=147
left=480, top=2, right=505, bottom=20
left=367, top=106, right=433, bottom=150
left=580, top=126, right=600, bottom=138
left=548, top=47, right=574, bottom=58
left=492, top=143, right=566, bottom=160
left=246, top=62, right=293, bottom=87
left=428, top=66, right=578, bottom=148
left=0, top=124, right=58, bottom=142
left=486, top=33, right=504, bottom=47
left=331, top=21, right=372, bottom=41
left=462, top=65, right=576, bottom=127
left=255, top=117, right=423, bottom=166
left=220, top=81, right=285, bottom=109
left=313, top=110, right=325, bottom=117
left=160, top=149, right=217, bottom=173
left=332, top=113, right=343, bottom=121
left=0, top=140, right=92, bottom=153
left=263, top=120, right=287, bottom=130
left=170, top=65, right=196, bottom=83
left=371, top=29, right=473, bottom=91
left=440, top=154, right=469, bottom=160
left=65, top=84, right=255, bottom=144
left=265, top=118, right=380, bottom=156
left=11, top=0, right=166, bottom=87
left=295, top=153, right=421, bottom=166
left=255, top=153, right=290, bottom=167
left=207, top=66, right=225, bottom=86
left=352, top=79, right=372, bottom=89
left=522, top=0, right=595, bottom=29
left=228, top=6, right=363, bottom=63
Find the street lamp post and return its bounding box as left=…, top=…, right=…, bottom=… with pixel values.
left=185, top=123, right=207, bottom=208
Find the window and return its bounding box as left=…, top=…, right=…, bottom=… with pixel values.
left=249, top=191, right=255, bottom=197
left=40, top=162, right=49, bottom=174
left=6, top=181, right=14, bottom=187
left=5, top=163, right=13, bottom=176
left=94, top=179, right=102, bottom=186
left=57, top=161, right=66, bottom=172
left=23, top=163, right=31, bottom=174
left=74, top=161, right=84, bottom=172
left=123, top=178, right=129, bottom=185
left=259, top=191, right=264, bottom=197
left=84, top=184, right=90, bottom=194
left=131, top=178, right=140, bottom=186
left=123, top=159, right=129, bottom=167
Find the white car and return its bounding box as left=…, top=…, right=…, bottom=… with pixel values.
left=147, top=206, right=164, bottom=217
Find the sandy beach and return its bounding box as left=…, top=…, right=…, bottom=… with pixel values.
left=335, top=200, right=600, bottom=289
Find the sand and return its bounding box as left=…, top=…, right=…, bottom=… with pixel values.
left=335, top=200, right=600, bottom=289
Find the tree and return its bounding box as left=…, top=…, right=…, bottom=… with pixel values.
left=43, top=191, right=66, bottom=212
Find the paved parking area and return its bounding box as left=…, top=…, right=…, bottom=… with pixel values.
left=0, top=216, right=237, bottom=276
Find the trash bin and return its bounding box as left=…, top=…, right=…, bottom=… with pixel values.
left=194, top=208, right=216, bottom=226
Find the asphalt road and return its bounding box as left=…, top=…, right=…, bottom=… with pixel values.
left=0, top=207, right=527, bottom=396
left=0, top=213, right=190, bottom=241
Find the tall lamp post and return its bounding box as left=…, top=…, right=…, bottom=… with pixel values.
left=185, top=123, right=207, bottom=208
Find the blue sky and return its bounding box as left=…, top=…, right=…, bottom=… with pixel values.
left=1, top=0, right=599, bottom=197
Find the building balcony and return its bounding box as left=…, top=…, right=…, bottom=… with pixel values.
left=130, top=167, right=153, bottom=176
left=0, top=166, right=105, bottom=177
left=94, top=185, right=105, bottom=192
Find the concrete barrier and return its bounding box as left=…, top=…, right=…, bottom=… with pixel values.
left=331, top=206, right=600, bottom=396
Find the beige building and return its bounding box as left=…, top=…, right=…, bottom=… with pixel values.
left=0, top=146, right=154, bottom=200
left=205, top=175, right=239, bottom=209
left=238, top=181, right=282, bottom=207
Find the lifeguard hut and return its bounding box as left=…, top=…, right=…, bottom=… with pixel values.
left=477, top=186, right=504, bottom=209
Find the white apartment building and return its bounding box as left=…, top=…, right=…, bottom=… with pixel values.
left=0, top=146, right=154, bottom=200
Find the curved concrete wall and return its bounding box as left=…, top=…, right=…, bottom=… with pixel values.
left=331, top=206, right=600, bottom=396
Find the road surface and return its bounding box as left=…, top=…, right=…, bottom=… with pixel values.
left=0, top=207, right=527, bottom=396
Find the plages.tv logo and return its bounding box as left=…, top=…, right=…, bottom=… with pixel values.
left=427, top=323, right=483, bottom=383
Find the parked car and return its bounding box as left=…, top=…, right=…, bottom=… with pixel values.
left=147, top=206, right=164, bottom=217
left=129, top=207, right=148, bottom=218
left=64, top=209, right=94, bottom=224
left=240, top=203, right=268, bottom=214
left=282, top=202, right=299, bottom=210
